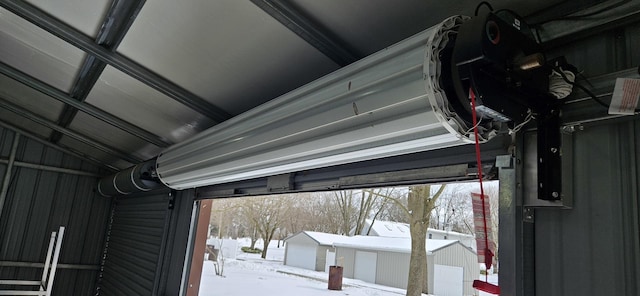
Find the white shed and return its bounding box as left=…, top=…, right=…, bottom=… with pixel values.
left=333, top=236, right=479, bottom=296
left=427, top=228, right=476, bottom=251
left=358, top=219, right=476, bottom=250
left=283, top=231, right=346, bottom=272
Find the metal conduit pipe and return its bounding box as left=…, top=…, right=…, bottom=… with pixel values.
left=0, top=133, right=20, bottom=220
left=0, top=261, right=99, bottom=270
left=0, top=119, right=118, bottom=171
left=97, top=159, right=163, bottom=197
left=0, top=159, right=100, bottom=177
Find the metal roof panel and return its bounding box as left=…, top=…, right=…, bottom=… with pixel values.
left=25, top=0, right=111, bottom=38
left=0, top=109, right=52, bottom=139
left=290, top=0, right=564, bottom=56
left=85, top=66, right=216, bottom=144
left=0, top=8, right=86, bottom=93
left=67, top=111, right=162, bottom=161
left=116, top=0, right=339, bottom=116
left=57, top=135, right=133, bottom=170
left=0, top=73, right=65, bottom=121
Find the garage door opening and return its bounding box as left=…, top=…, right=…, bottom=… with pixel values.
left=192, top=181, right=499, bottom=296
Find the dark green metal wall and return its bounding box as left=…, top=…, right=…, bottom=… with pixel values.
left=0, top=126, right=112, bottom=295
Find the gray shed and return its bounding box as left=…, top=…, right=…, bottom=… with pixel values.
left=333, top=236, right=479, bottom=296
left=283, top=231, right=346, bottom=272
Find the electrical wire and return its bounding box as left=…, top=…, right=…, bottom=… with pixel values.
left=554, top=66, right=610, bottom=109
left=508, top=110, right=534, bottom=135
left=549, top=67, right=575, bottom=99
left=534, top=27, right=543, bottom=44
left=464, top=116, right=484, bottom=136
left=475, top=1, right=494, bottom=16
left=555, top=66, right=640, bottom=113
left=577, top=71, right=596, bottom=89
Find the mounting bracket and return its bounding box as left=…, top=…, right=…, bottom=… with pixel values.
left=522, top=126, right=574, bottom=208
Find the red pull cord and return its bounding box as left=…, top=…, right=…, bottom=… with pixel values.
left=469, top=88, right=492, bottom=281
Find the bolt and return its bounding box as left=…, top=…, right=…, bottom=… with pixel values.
left=562, top=126, right=575, bottom=133
left=539, top=183, right=543, bottom=188
left=552, top=192, right=559, bottom=198
left=550, top=147, right=558, bottom=153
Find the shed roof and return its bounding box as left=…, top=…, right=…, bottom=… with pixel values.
left=285, top=231, right=349, bottom=246
left=361, top=219, right=411, bottom=238
left=333, top=236, right=458, bottom=254
left=361, top=219, right=475, bottom=240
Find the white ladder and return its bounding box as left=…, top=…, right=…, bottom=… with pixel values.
left=0, top=226, right=65, bottom=296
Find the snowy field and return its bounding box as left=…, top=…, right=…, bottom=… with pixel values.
left=199, top=239, right=498, bottom=296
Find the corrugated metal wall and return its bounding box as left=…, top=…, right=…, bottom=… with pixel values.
left=96, top=189, right=196, bottom=296
left=0, top=126, right=112, bottom=295
left=534, top=118, right=640, bottom=296
left=336, top=245, right=475, bottom=293
left=432, top=243, right=480, bottom=296
left=375, top=251, right=411, bottom=289
left=97, top=190, right=171, bottom=296
left=335, top=248, right=355, bottom=278
left=315, top=245, right=330, bottom=271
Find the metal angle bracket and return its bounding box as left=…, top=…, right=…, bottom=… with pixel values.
left=522, top=123, right=574, bottom=208
left=168, top=190, right=176, bottom=210
left=536, top=107, right=562, bottom=201
left=523, top=208, right=535, bottom=223
left=267, top=173, right=294, bottom=192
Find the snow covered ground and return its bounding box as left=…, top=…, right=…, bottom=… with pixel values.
left=199, top=238, right=498, bottom=296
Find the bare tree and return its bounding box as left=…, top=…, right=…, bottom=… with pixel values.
left=210, top=198, right=244, bottom=238
left=279, top=192, right=322, bottom=236
left=365, top=185, right=445, bottom=296
left=484, top=181, right=499, bottom=272
left=241, top=195, right=290, bottom=259
left=207, top=240, right=225, bottom=277
left=333, top=188, right=393, bottom=235
left=378, top=189, right=410, bottom=223
left=333, top=190, right=358, bottom=235
left=312, top=192, right=343, bottom=234
left=406, top=185, right=445, bottom=296
left=431, top=185, right=474, bottom=234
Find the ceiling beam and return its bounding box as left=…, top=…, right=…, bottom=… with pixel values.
left=0, top=62, right=171, bottom=148
left=250, top=0, right=361, bottom=67
left=0, top=97, right=143, bottom=164
left=536, top=1, right=640, bottom=47
left=0, top=120, right=118, bottom=171
left=51, top=0, right=147, bottom=143
left=0, top=0, right=232, bottom=123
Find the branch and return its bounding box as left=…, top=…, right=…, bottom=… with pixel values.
left=363, top=189, right=410, bottom=217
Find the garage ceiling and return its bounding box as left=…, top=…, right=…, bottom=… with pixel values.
left=0, top=0, right=627, bottom=171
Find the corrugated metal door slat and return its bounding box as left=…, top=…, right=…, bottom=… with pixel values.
left=97, top=192, right=171, bottom=296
